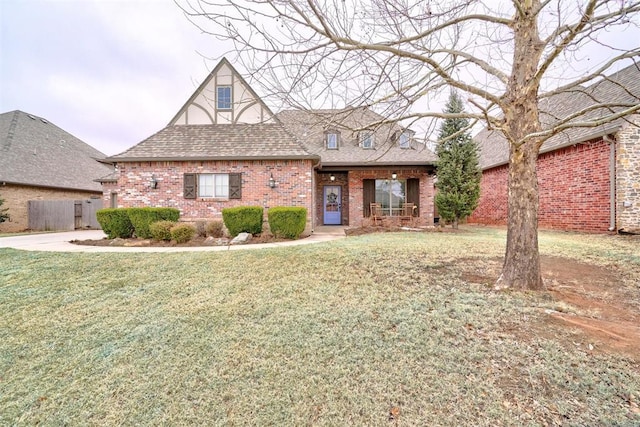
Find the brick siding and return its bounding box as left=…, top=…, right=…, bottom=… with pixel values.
left=0, top=184, right=101, bottom=232
left=102, top=159, right=315, bottom=225
left=470, top=138, right=613, bottom=232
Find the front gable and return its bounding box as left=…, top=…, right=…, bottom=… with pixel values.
left=169, top=58, right=276, bottom=125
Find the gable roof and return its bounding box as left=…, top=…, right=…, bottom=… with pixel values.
left=277, top=107, right=437, bottom=166
left=476, top=62, right=640, bottom=169
left=0, top=110, right=112, bottom=192
left=107, top=123, right=317, bottom=161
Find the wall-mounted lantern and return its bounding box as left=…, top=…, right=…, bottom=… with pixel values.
left=269, top=173, right=276, bottom=188
left=330, top=174, right=336, bottom=182
left=150, top=175, right=159, bottom=189
left=391, top=172, right=397, bottom=180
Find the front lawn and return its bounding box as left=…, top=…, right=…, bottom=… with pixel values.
left=1, top=228, right=639, bottom=425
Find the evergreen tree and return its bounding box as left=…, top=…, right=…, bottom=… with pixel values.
left=0, top=194, right=9, bottom=224
left=435, top=91, right=481, bottom=229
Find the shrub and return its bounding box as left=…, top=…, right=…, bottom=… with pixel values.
left=0, top=194, right=9, bottom=224
left=149, top=220, right=176, bottom=241
left=127, top=207, right=180, bottom=239
left=96, top=208, right=134, bottom=239
left=268, top=207, right=307, bottom=239
left=222, top=206, right=263, bottom=237
left=195, top=220, right=207, bottom=238
left=206, top=220, right=225, bottom=238
left=170, top=223, right=196, bottom=244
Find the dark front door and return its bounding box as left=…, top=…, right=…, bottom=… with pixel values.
left=323, top=185, right=341, bottom=225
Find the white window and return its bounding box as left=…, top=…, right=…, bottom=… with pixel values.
left=217, top=86, right=232, bottom=110
left=399, top=132, right=410, bottom=148
left=360, top=131, right=374, bottom=149
left=198, top=174, right=229, bottom=198
left=326, top=132, right=339, bottom=149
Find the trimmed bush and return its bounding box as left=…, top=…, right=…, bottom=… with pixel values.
left=96, top=208, right=134, bottom=239
left=195, top=220, right=207, bottom=238
left=170, top=223, right=196, bottom=244
left=149, top=220, right=176, bottom=241
left=222, top=206, right=263, bottom=237
left=128, top=207, right=180, bottom=239
left=206, top=220, right=224, bottom=238
left=268, top=207, right=307, bottom=239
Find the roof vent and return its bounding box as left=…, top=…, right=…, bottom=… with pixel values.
left=41, top=118, right=48, bottom=124
left=28, top=114, right=36, bottom=120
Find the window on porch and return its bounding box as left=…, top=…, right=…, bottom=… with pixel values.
left=363, top=178, right=420, bottom=217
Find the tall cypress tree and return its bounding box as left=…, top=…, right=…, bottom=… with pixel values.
left=435, top=90, right=481, bottom=229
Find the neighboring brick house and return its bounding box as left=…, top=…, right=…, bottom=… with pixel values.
left=101, top=58, right=437, bottom=229
left=0, top=110, right=113, bottom=232
left=469, top=63, right=640, bottom=233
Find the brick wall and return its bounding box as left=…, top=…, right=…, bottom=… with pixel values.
left=616, top=116, right=640, bottom=231
left=0, top=184, right=101, bottom=232
left=102, top=159, right=315, bottom=225
left=469, top=138, right=613, bottom=232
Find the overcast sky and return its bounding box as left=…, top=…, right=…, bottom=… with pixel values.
left=1, top=0, right=228, bottom=156
left=1, top=1, right=638, bottom=157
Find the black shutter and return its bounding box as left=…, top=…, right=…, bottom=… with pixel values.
left=407, top=178, right=420, bottom=216
left=229, top=173, right=242, bottom=199
left=363, top=179, right=375, bottom=217
left=184, top=173, right=196, bottom=199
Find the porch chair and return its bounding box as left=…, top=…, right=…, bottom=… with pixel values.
left=370, top=203, right=384, bottom=226
left=400, top=202, right=415, bottom=226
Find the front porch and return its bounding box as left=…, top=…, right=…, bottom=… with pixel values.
left=314, top=167, right=436, bottom=227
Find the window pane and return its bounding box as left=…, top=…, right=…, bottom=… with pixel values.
left=399, top=132, right=410, bottom=148
left=215, top=174, right=229, bottom=198
left=198, top=174, right=214, bottom=197
left=361, top=132, right=374, bottom=149
left=374, top=179, right=406, bottom=212
left=327, top=133, right=337, bottom=149
left=217, top=86, right=232, bottom=110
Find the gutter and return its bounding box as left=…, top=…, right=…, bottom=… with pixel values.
left=605, top=135, right=616, bottom=232
left=104, top=154, right=321, bottom=163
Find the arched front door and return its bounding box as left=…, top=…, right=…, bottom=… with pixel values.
left=323, top=185, right=341, bottom=225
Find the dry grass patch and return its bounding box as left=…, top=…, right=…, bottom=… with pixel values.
left=1, top=228, right=639, bottom=425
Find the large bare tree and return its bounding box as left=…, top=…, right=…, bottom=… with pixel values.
left=179, top=0, right=640, bottom=290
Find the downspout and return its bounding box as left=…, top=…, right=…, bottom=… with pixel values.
left=606, top=135, right=616, bottom=232
left=311, top=157, right=322, bottom=232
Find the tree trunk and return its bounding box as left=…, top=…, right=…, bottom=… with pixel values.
left=496, top=141, right=544, bottom=290
left=453, top=218, right=458, bottom=229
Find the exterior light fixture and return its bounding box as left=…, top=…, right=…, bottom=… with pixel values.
left=150, top=175, right=159, bottom=189
left=391, top=172, right=397, bottom=180
left=330, top=174, right=336, bottom=181
left=269, top=173, right=276, bottom=188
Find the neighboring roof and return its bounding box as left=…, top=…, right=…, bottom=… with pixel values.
left=0, top=110, right=113, bottom=191
left=277, top=107, right=437, bottom=166
left=107, top=123, right=317, bottom=161
left=476, top=62, right=640, bottom=169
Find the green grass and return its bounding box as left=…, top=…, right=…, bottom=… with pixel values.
left=1, top=228, right=639, bottom=425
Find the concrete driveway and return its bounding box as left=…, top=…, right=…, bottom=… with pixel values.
left=0, top=227, right=346, bottom=253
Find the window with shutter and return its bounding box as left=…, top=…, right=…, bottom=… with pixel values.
left=229, top=173, right=242, bottom=199
left=406, top=178, right=420, bottom=216
left=184, top=173, right=196, bottom=199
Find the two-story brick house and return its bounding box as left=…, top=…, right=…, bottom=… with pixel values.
left=100, top=58, right=437, bottom=230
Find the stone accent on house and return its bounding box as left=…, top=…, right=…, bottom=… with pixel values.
left=470, top=138, right=613, bottom=233
left=0, top=183, right=101, bottom=232
left=102, top=159, right=315, bottom=225
left=347, top=168, right=435, bottom=226
left=616, top=116, right=640, bottom=232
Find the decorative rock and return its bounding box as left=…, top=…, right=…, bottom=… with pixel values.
left=123, top=240, right=151, bottom=247
left=230, top=232, right=252, bottom=245
left=109, top=238, right=126, bottom=246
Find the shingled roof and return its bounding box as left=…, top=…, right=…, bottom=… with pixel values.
left=277, top=107, right=437, bottom=166
left=0, top=110, right=112, bottom=192
left=107, top=123, right=317, bottom=161
left=476, top=62, right=640, bottom=169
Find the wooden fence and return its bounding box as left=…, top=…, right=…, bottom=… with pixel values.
left=28, top=199, right=103, bottom=231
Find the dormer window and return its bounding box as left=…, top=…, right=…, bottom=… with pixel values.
left=360, top=131, right=374, bottom=149
left=399, top=132, right=410, bottom=149
left=325, top=130, right=340, bottom=150
left=217, top=86, right=232, bottom=110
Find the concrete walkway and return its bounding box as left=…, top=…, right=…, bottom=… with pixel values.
left=0, top=226, right=346, bottom=253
